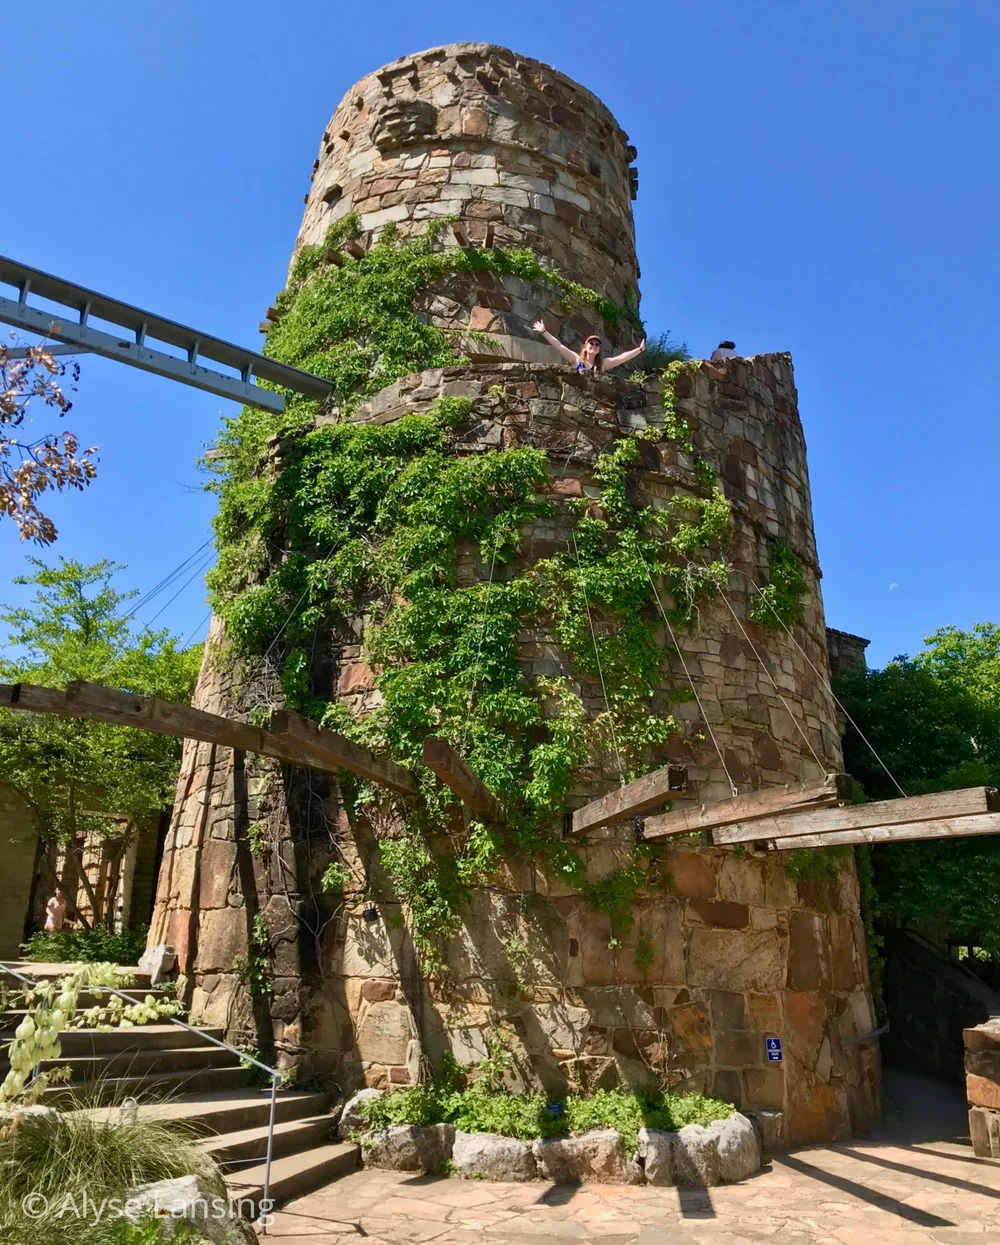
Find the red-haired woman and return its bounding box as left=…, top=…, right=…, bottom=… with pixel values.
left=532, top=320, right=646, bottom=374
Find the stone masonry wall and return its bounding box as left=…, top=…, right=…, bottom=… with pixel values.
left=152, top=357, right=879, bottom=1146
left=151, top=44, right=879, bottom=1150
left=295, top=43, right=641, bottom=362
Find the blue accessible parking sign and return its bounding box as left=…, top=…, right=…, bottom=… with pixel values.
left=765, top=1037, right=783, bottom=1063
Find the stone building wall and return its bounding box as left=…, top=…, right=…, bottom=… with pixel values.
left=151, top=43, right=879, bottom=1149
left=295, top=43, right=641, bottom=363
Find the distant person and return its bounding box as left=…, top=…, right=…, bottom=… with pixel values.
left=710, top=341, right=738, bottom=361
left=532, top=319, right=646, bottom=374
left=44, top=888, right=68, bottom=932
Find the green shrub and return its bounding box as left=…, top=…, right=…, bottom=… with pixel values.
left=22, top=927, right=149, bottom=966
left=359, top=1083, right=733, bottom=1155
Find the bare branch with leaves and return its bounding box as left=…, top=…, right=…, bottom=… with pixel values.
left=0, top=341, right=96, bottom=543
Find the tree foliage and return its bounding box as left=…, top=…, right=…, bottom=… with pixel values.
left=834, top=626, right=1000, bottom=952
left=0, top=343, right=96, bottom=543
left=0, top=559, right=201, bottom=924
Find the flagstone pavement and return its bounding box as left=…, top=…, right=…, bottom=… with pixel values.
left=267, top=1070, right=1000, bottom=1244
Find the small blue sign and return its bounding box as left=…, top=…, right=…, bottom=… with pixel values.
left=765, top=1037, right=783, bottom=1063
left=545, top=1102, right=564, bottom=1116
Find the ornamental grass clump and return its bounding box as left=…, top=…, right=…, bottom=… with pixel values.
left=0, top=1105, right=221, bottom=1244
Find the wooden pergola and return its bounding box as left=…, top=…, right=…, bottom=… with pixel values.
left=2, top=680, right=997, bottom=851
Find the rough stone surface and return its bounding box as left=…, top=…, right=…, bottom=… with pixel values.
left=138, top=944, right=176, bottom=985
left=338, top=1088, right=384, bottom=1139
left=744, top=1108, right=786, bottom=1153
left=150, top=42, right=878, bottom=1151
left=532, top=1128, right=643, bottom=1184
left=451, top=1130, right=536, bottom=1181
left=708, top=1111, right=761, bottom=1182
left=362, top=1123, right=455, bottom=1171
left=127, top=1175, right=256, bottom=1243
left=639, top=1124, right=720, bottom=1187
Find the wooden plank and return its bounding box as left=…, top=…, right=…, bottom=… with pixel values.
left=711, top=786, right=1000, bottom=846
left=641, top=773, right=853, bottom=842
left=0, top=682, right=417, bottom=796
left=269, top=709, right=417, bottom=796
left=771, top=811, right=1000, bottom=851
left=422, top=737, right=499, bottom=818
left=569, top=765, right=690, bottom=837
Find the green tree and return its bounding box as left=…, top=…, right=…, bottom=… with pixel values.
left=0, top=559, right=201, bottom=926
left=833, top=627, right=1000, bottom=954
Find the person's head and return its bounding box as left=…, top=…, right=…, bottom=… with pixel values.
left=579, top=333, right=603, bottom=371
left=718, top=341, right=735, bottom=350
left=54, top=888, right=64, bottom=901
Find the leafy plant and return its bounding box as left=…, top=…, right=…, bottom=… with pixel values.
left=21, top=927, right=149, bottom=966
left=749, top=540, right=807, bottom=629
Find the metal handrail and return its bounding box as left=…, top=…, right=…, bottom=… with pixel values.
left=0, top=961, right=280, bottom=1233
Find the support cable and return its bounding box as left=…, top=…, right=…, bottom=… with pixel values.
left=739, top=563, right=908, bottom=799
left=634, top=543, right=738, bottom=798
left=571, top=528, right=626, bottom=788
left=698, top=556, right=828, bottom=776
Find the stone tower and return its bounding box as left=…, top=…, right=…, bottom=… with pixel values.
left=151, top=44, right=879, bottom=1149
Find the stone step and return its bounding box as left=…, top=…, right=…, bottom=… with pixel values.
left=44, top=1064, right=252, bottom=1104
left=199, top=1113, right=336, bottom=1168
left=227, top=1142, right=359, bottom=1218
left=0, top=1025, right=224, bottom=1055
left=2, top=962, right=154, bottom=989
left=82, top=1088, right=332, bottom=1136
left=27, top=1045, right=241, bottom=1082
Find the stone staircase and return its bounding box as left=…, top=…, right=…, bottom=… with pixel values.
left=0, top=964, right=358, bottom=1214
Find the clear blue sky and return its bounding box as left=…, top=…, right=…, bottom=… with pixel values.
left=2, top=0, right=997, bottom=668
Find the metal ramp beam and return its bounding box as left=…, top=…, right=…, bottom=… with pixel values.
left=0, top=256, right=333, bottom=416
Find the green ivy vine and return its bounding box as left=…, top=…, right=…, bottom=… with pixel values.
left=208, top=219, right=733, bottom=962
left=749, top=539, right=808, bottom=629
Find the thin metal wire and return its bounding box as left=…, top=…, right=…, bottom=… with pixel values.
left=740, top=564, right=908, bottom=798
left=461, top=530, right=501, bottom=749
left=571, top=528, right=625, bottom=786
left=634, top=544, right=738, bottom=798
left=701, top=557, right=828, bottom=776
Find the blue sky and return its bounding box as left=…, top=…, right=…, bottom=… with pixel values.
left=2, top=0, right=997, bottom=668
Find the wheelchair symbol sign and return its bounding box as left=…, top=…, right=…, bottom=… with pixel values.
left=765, top=1037, right=783, bottom=1063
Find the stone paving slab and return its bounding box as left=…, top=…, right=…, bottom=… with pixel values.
left=269, top=1071, right=1000, bottom=1244
left=268, top=1133, right=1000, bottom=1244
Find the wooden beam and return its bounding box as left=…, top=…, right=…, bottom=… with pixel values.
left=269, top=708, right=417, bottom=796
left=771, top=810, right=1000, bottom=850
left=569, top=764, right=690, bottom=837
left=641, top=773, right=853, bottom=842
left=422, top=737, right=500, bottom=818
left=0, top=682, right=417, bottom=797
left=711, top=786, right=1000, bottom=846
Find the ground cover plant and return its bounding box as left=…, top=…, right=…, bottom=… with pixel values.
left=359, top=1082, right=733, bottom=1157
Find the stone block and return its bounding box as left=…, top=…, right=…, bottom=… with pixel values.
left=355, top=1000, right=414, bottom=1066
left=338, top=1088, right=384, bottom=1139
left=706, top=990, right=744, bottom=1030
left=533, top=1128, right=643, bottom=1183
left=362, top=1123, right=455, bottom=1172
left=787, top=912, right=832, bottom=990
left=969, top=1105, right=1000, bottom=1159
left=744, top=1108, right=786, bottom=1153
left=744, top=1064, right=785, bottom=1109
left=967, top=1073, right=1000, bottom=1110
left=663, top=849, right=716, bottom=898
left=689, top=928, right=784, bottom=992
left=708, top=1112, right=761, bottom=1182
left=137, top=944, right=176, bottom=986
left=715, top=1029, right=764, bottom=1068
left=126, top=1176, right=255, bottom=1244
left=688, top=899, right=749, bottom=929
left=452, top=1130, right=536, bottom=1180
